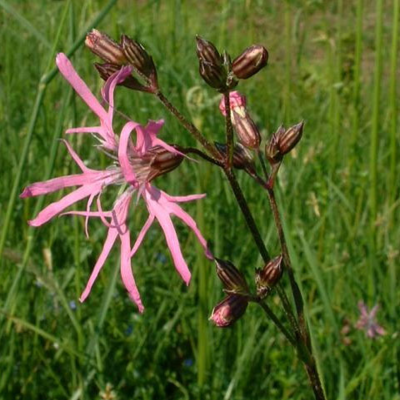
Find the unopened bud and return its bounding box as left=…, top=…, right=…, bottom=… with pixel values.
left=232, top=45, right=268, bottom=79
left=199, top=60, right=227, bottom=90
left=85, top=30, right=127, bottom=65
left=196, top=36, right=227, bottom=91
left=209, top=295, right=248, bottom=328
left=219, top=91, right=261, bottom=149
left=255, top=255, right=283, bottom=298
left=215, top=142, right=254, bottom=169
left=121, top=35, right=158, bottom=88
left=265, top=122, right=304, bottom=164
left=278, top=122, right=304, bottom=155
left=196, top=35, right=223, bottom=66
left=94, top=63, right=149, bottom=92
left=215, top=258, right=249, bottom=294
left=148, top=145, right=184, bottom=180
left=132, top=145, right=184, bottom=183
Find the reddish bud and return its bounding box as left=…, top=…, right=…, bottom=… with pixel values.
left=121, top=35, right=158, bottom=88
left=209, top=295, right=248, bottom=328
left=265, top=122, right=304, bottom=165
left=255, top=255, right=283, bottom=298
left=232, top=45, right=268, bottom=79
left=85, top=30, right=127, bottom=65
left=219, top=91, right=261, bottom=149
left=215, top=258, right=249, bottom=294
left=196, top=36, right=227, bottom=91
left=196, top=35, right=223, bottom=66
left=131, top=145, right=184, bottom=184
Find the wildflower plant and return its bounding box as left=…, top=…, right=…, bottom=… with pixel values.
left=21, top=29, right=332, bottom=399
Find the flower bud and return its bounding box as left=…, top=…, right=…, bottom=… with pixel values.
left=278, top=121, right=304, bottom=155
left=198, top=60, right=227, bottom=90
left=209, top=295, right=248, bottom=328
left=131, top=145, right=184, bottom=183
left=265, top=125, right=285, bottom=165
left=265, top=122, right=304, bottom=164
left=215, top=258, right=249, bottom=294
left=196, top=36, right=227, bottom=91
left=232, top=45, right=268, bottom=79
left=255, top=255, right=283, bottom=298
left=121, top=35, right=158, bottom=88
left=94, top=63, right=149, bottom=92
left=219, top=91, right=261, bottom=149
left=85, top=30, right=127, bottom=65
left=196, top=35, right=223, bottom=66
left=215, top=142, right=254, bottom=170
left=148, top=145, right=184, bottom=181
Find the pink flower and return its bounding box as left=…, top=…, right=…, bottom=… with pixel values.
left=21, top=53, right=212, bottom=313
left=355, top=301, right=386, bottom=338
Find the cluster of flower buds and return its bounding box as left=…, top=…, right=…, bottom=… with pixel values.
left=255, top=255, right=283, bottom=299
left=85, top=30, right=158, bottom=92
left=210, top=259, right=249, bottom=328
left=196, top=36, right=268, bottom=92
left=214, top=142, right=254, bottom=170
left=265, top=122, right=304, bottom=165
left=219, top=91, right=261, bottom=150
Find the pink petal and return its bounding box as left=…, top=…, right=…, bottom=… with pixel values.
left=56, top=53, right=109, bottom=123
left=135, top=120, right=164, bottom=154
left=66, top=126, right=104, bottom=135
left=162, top=192, right=206, bottom=203
left=130, top=215, right=155, bottom=257
left=20, top=174, right=93, bottom=198
left=102, top=66, right=133, bottom=122
left=167, top=201, right=213, bottom=259
left=118, top=121, right=139, bottom=185
left=61, top=139, right=90, bottom=172
left=79, top=228, right=118, bottom=302
left=144, top=192, right=191, bottom=284
left=120, top=228, right=144, bottom=313
left=29, top=182, right=103, bottom=226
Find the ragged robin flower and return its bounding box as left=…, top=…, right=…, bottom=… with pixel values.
left=20, top=53, right=212, bottom=313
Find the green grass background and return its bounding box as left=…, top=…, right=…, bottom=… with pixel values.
left=0, top=0, right=399, bottom=399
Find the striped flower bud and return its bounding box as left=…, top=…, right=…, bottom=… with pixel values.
left=120, top=35, right=158, bottom=87
left=198, top=60, right=227, bottom=90
left=85, top=30, right=127, bottom=65
left=209, top=295, right=248, bottom=328
left=94, top=63, right=149, bottom=92
left=196, top=35, right=223, bottom=66
left=255, top=255, right=283, bottom=298
left=278, top=121, right=304, bottom=155
left=196, top=36, right=227, bottom=91
left=130, top=145, right=184, bottom=184
left=215, top=142, right=254, bottom=170
left=219, top=91, right=261, bottom=149
left=232, top=45, right=268, bottom=79
left=215, top=258, right=249, bottom=294
left=266, top=122, right=304, bottom=165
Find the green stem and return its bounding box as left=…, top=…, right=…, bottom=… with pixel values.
left=257, top=300, right=296, bottom=347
